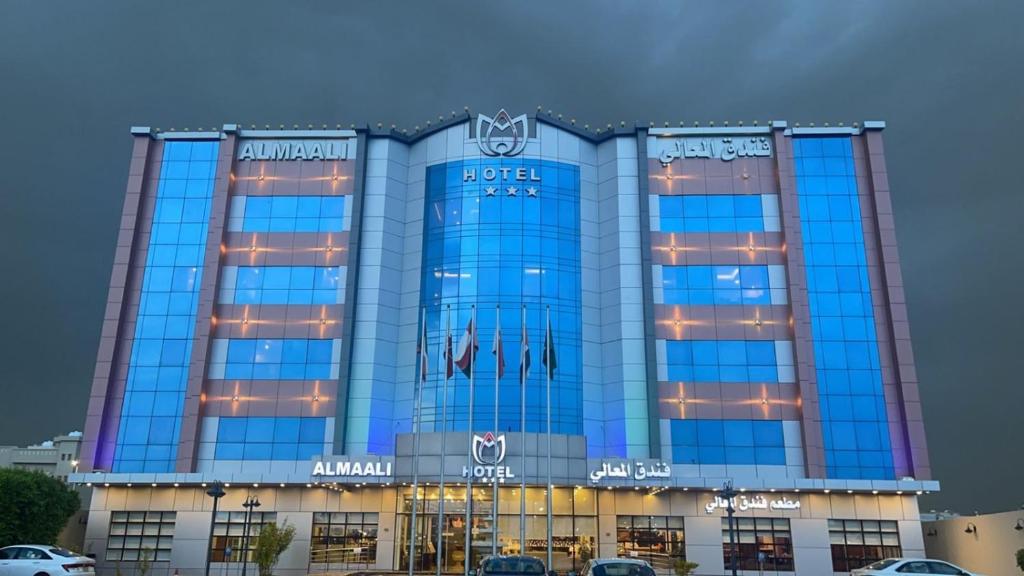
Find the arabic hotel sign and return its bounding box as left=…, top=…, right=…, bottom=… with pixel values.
left=704, top=494, right=801, bottom=515
left=589, top=460, right=673, bottom=484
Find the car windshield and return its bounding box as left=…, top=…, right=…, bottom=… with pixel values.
left=48, top=548, right=78, bottom=558
left=481, top=557, right=546, bottom=575
left=592, top=563, right=656, bottom=576
left=863, top=559, right=899, bottom=570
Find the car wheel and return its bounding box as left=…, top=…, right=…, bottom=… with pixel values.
left=34, top=572, right=49, bottom=576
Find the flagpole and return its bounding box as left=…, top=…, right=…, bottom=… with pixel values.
left=410, top=307, right=427, bottom=576
left=464, top=304, right=476, bottom=576
left=492, top=304, right=500, bottom=557
left=545, top=305, right=553, bottom=570
left=436, top=304, right=451, bottom=576
left=519, top=304, right=527, bottom=555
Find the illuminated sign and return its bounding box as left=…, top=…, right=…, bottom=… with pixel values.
left=312, top=460, right=392, bottom=477
left=476, top=109, right=529, bottom=157
left=462, top=432, right=515, bottom=483
left=237, top=139, right=353, bottom=161
left=703, top=494, right=801, bottom=514
left=657, top=136, right=772, bottom=165
left=589, top=460, right=672, bottom=484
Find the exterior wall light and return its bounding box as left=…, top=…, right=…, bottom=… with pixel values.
left=964, top=522, right=977, bottom=534
left=926, top=528, right=938, bottom=536
left=1014, top=519, right=1024, bottom=531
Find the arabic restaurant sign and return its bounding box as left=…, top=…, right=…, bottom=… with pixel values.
left=704, top=494, right=801, bottom=515
left=589, top=460, right=672, bottom=484
left=237, top=139, right=354, bottom=161
left=657, top=136, right=772, bottom=165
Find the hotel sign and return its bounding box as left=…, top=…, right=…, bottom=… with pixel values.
left=703, top=494, right=801, bottom=514
left=312, top=459, right=392, bottom=478
left=463, top=432, right=515, bottom=483
left=658, top=136, right=772, bottom=165
left=589, top=460, right=672, bottom=484
left=237, top=139, right=353, bottom=161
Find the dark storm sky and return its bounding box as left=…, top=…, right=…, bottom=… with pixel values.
left=1, top=0, right=1021, bottom=514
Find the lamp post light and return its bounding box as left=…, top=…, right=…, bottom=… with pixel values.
left=240, top=495, right=261, bottom=576
left=204, top=482, right=227, bottom=576
left=721, top=480, right=739, bottom=576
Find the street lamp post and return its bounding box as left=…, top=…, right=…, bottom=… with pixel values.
left=240, top=495, right=261, bottom=576
left=720, top=481, right=739, bottom=576
left=204, top=482, right=227, bottom=576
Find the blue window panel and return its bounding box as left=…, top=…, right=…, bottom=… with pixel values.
left=219, top=339, right=338, bottom=381
left=795, top=136, right=895, bottom=480
left=665, top=340, right=779, bottom=383
left=238, top=195, right=346, bottom=232
left=659, top=194, right=765, bottom=232
left=663, top=265, right=775, bottom=305
left=213, top=417, right=326, bottom=461
left=229, top=266, right=343, bottom=304
left=113, top=141, right=217, bottom=473
left=669, top=419, right=786, bottom=466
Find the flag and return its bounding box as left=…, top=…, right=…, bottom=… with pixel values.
left=418, top=313, right=429, bottom=383
left=444, top=324, right=454, bottom=379
left=519, top=319, right=530, bottom=381
left=454, top=317, right=478, bottom=378
left=542, top=317, right=557, bottom=380
left=492, top=321, right=505, bottom=379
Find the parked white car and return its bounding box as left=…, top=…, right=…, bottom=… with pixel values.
left=0, top=546, right=95, bottom=576
left=851, top=558, right=984, bottom=576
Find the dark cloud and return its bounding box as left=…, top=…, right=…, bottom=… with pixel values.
left=0, top=0, right=1020, bottom=513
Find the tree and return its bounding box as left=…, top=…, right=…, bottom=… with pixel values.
left=1015, top=548, right=1024, bottom=573
left=0, top=468, right=80, bottom=548
left=254, top=521, right=295, bottom=576
left=138, top=547, right=152, bottom=576
left=672, top=558, right=699, bottom=576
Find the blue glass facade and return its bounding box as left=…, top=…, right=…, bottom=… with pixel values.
left=794, top=137, right=895, bottom=480
left=659, top=194, right=766, bottom=232
left=221, top=266, right=344, bottom=305
left=211, top=338, right=338, bottom=380
left=666, top=340, right=785, bottom=383
left=662, top=265, right=774, bottom=305
left=214, top=417, right=326, bottom=460
left=228, top=195, right=345, bottom=232
left=670, top=419, right=785, bottom=465
left=417, top=159, right=582, bottom=437
left=113, top=140, right=217, bottom=472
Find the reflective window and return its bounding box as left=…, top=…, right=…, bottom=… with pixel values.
left=229, top=195, right=345, bottom=232
left=662, top=265, right=778, bottom=305
left=209, top=512, right=277, bottom=562
left=311, top=512, right=379, bottom=565
left=659, top=194, right=765, bottom=232
left=665, top=340, right=784, bottom=383
left=209, top=338, right=339, bottom=380
left=615, top=516, right=685, bottom=570
left=106, top=511, right=176, bottom=562
left=829, top=519, right=901, bottom=572
left=670, top=419, right=785, bottom=465
left=416, top=159, right=582, bottom=439
left=114, top=140, right=218, bottom=473
left=220, top=266, right=344, bottom=305
left=213, top=417, right=325, bottom=460
left=722, top=517, right=794, bottom=572
left=794, top=137, right=894, bottom=480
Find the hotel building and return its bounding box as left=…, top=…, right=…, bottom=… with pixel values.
left=72, top=110, right=936, bottom=575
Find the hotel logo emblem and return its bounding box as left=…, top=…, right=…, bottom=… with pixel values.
left=471, top=431, right=506, bottom=465
left=476, top=109, right=528, bottom=157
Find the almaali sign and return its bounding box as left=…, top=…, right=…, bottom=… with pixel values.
left=312, top=459, right=392, bottom=478
left=237, top=139, right=354, bottom=161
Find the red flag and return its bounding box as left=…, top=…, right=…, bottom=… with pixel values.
left=492, top=322, right=505, bottom=379
left=454, top=317, right=478, bottom=378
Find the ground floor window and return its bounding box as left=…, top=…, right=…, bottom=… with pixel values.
left=106, top=511, right=175, bottom=562
left=395, top=485, right=597, bottom=574
left=209, top=511, right=277, bottom=562
left=829, top=519, right=901, bottom=572
left=310, top=512, right=379, bottom=565
left=615, top=516, right=685, bottom=570
left=721, top=517, right=794, bottom=572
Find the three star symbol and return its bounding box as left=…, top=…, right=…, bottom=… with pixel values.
left=525, top=186, right=538, bottom=197
left=485, top=186, right=497, bottom=196
left=506, top=186, right=518, bottom=196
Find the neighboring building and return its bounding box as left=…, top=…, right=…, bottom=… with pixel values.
left=0, top=431, right=82, bottom=481
left=71, top=111, right=937, bottom=576
left=922, top=510, right=1024, bottom=576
